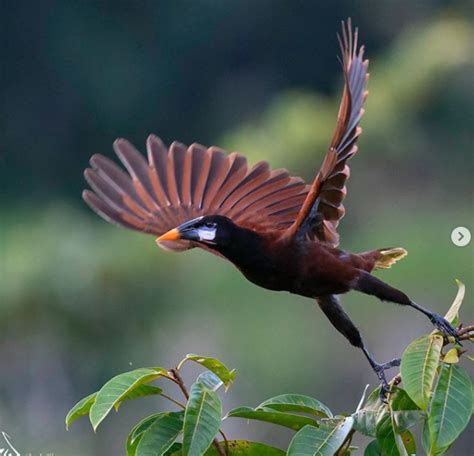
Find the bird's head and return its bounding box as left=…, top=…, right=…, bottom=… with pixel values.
left=156, top=215, right=236, bottom=248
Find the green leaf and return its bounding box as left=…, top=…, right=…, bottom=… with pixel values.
left=376, top=414, right=416, bottom=456
left=287, top=418, right=354, bottom=456
left=392, top=410, right=423, bottom=434
left=389, top=388, right=423, bottom=433
left=206, top=441, right=285, bottom=455
left=197, top=371, right=224, bottom=391
left=364, top=440, right=382, bottom=456
left=375, top=388, right=420, bottom=456
left=165, top=442, right=183, bottom=455
left=169, top=441, right=285, bottom=455
left=181, top=354, right=236, bottom=390
left=427, top=363, right=472, bottom=453
left=89, top=367, right=167, bottom=431
left=65, top=393, right=96, bottom=430
left=400, top=335, right=443, bottom=410
left=66, top=383, right=163, bottom=430
left=126, top=413, right=163, bottom=456
left=182, top=381, right=222, bottom=456
left=136, top=411, right=184, bottom=456
left=226, top=406, right=319, bottom=431
left=443, top=280, right=465, bottom=324
left=115, top=384, right=163, bottom=411
left=258, top=394, right=332, bottom=418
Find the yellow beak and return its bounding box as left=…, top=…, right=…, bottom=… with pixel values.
left=157, top=228, right=181, bottom=242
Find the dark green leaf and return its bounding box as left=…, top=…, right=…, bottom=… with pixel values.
left=126, top=413, right=163, bottom=456
left=389, top=388, right=423, bottom=433
left=136, top=411, right=184, bottom=456
left=89, top=367, right=167, bottom=431
left=206, top=441, right=285, bottom=455
left=165, top=442, right=183, bottom=455
left=226, top=406, right=318, bottom=431
left=182, top=382, right=222, bottom=456
left=400, top=335, right=443, bottom=410
left=115, top=384, right=163, bottom=411
left=364, top=440, right=382, bottom=456
left=169, top=441, right=284, bottom=455
left=287, top=418, right=354, bottom=456
left=181, top=354, right=236, bottom=390
left=66, top=383, right=163, bottom=430
left=376, top=412, right=417, bottom=456
left=392, top=410, right=423, bottom=434
left=427, top=363, right=472, bottom=453
left=258, top=394, right=332, bottom=418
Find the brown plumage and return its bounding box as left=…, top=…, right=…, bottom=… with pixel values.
left=83, top=20, right=459, bottom=399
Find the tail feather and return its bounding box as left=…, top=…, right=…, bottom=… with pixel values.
left=374, top=247, right=408, bottom=269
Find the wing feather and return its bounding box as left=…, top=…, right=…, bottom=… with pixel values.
left=287, top=19, right=369, bottom=246
left=83, top=135, right=310, bottom=252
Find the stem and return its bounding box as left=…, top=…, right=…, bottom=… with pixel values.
left=219, top=430, right=229, bottom=455
left=170, top=368, right=189, bottom=399
left=160, top=392, right=186, bottom=409
left=336, top=429, right=355, bottom=455
left=170, top=368, right=228, bottom=456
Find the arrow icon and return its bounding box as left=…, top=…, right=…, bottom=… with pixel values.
left=451, top=227, right=471, bottom=247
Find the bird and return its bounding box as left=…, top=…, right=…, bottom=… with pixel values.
left=82, top=20, right=459, bottom=397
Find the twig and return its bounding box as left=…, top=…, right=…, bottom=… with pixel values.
left=170, top=368, right=228, bottom=456
left=219, top=429, right=229, bottom=455
left=336, top=429, right=355, bottom=455
left=160, top=392, right=186, bottom=409
left=457, top=324, right=474, bottom=340
left=170, top=368, right=189, bottom=399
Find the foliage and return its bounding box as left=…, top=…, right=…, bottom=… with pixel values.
left=67, top=283, right=472, bottom=455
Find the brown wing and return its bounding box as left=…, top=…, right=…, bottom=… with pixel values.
left=83, top=135, right=309, bottom=252
left=287, top=19, right=369, bottom=246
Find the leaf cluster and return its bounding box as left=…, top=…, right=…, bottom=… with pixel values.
left=66, top=283, right=473, bottom=455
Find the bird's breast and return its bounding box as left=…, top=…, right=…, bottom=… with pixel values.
left=235, top=241, right=357, bottom=297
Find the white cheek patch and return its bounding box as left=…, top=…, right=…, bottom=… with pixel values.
left=197, top=227, right=216, bottom=242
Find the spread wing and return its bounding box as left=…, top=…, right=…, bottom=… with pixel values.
left=83, top=135, right=309, bottom=252
left=288, top=19, right=369, bottom=246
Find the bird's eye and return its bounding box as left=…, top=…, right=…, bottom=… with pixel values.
left=204, top=222, right=216, bottom=229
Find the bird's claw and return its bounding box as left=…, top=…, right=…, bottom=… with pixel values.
left=429, top=313, right=462, bottom=345
left=373, top=358, right=401, bottom=403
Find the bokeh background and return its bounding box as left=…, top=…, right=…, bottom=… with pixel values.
left=1, top=1, right=473, bottom=454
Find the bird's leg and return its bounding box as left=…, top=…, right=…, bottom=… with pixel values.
left=362, top=347, right=400, bottom=401
left=407, top=301, right=461, bottom=344
left=317, top=295, right=400, bottom=400
left=355, top=271, right=461, bottom=344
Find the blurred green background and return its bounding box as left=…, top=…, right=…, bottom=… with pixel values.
left=1, top=1, right=473, bottom=455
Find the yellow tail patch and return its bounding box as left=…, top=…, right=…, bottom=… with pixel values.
left=375, top=247, right=408, bottom=269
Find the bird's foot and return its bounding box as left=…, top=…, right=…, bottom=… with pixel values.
left=372, top=358, right=401, bottom=402
left=429, top=313, right=462, bottom=345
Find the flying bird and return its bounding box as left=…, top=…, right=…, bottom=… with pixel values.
left=83, top=20, right=459, bottom=397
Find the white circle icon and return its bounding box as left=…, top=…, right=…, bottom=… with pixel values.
left=451, top=227, right=471, bottom=247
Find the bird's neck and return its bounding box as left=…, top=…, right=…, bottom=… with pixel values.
left=213, top=227, right=269, bottom=272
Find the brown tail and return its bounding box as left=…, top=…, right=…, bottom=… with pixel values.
left=358, top=247, right=408, bottom=271
left=374, top=247, right=408, bottom=269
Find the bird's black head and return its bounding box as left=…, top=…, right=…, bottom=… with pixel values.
left=157, top=215, right=238, bottom=247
